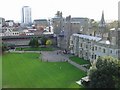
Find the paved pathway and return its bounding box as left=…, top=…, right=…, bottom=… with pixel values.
left=7, top=50, right=41, bottom=53
left=67, top=60, right=88, bottom=72
left=40, top=51, right=68, bottom=62
left=8, top=50, right=88, bottom=72
left=40, top=50, right=88, bottom=72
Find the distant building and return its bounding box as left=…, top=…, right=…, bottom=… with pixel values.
left=118, top=1, right=120, bottom=28
left=21, top=6, right=32, bottom=25
left=0, top=17, right=5, bottom=32
left=52, top=11, right=90, bottom=50
left=96, top=11, right=107, bottom=38
left=33, top=19, right=48, bottom=30
left=5, top=20, right=14, bottom=27
left=69, top=11, right=120, bottom=63
left=70, top=33, right=119, bottom=63
left=52, top=11, right=64, bottom=34
left=3, top=27, right=20, bottom=36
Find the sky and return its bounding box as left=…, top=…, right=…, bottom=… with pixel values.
left=0, top=0, right=119, bottom=22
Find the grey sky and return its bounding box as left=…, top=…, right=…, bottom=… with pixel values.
left=0, top=0, right=119, bottom=22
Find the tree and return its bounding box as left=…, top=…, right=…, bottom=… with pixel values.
left=29, top=38, right=39, bottom=48
left=88, top=56, right=120, bottom=88
left=46, top=39, right=52, bottom=46
left=40, top=36, right=48, bottom=46
left=2, top=42, right=8, bottom=53
left=107, top=20, right=118, bottom=29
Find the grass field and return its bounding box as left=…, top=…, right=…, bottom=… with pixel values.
left=2, top=53, right=86, bottom=88
left=16, top=47, right=55, bottom=51
left=69, top=56, right=90, bottom=65
left=0, top=55, right=2, bottom=89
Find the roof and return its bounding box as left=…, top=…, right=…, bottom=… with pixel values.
left=34, top=19, right=47, bottom=22
left=118, top=28, right=120, bottom=31
left=110, top=28, right=116, bottom=31
left=81, top=76, right=90, bottom=82
left=71, top=17, right=88, bottom=20
left=73, top=34, right=102, bottom=41
left=76, top=76, right=90, bottom=85
left=71, top=21, right=81, bottom=23
left=99, top=40, right=110, bottom=44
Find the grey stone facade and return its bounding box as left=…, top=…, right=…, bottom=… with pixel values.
left=52, top=11, right=90, bottom=50
left=69, top=12, right=120, bottom=62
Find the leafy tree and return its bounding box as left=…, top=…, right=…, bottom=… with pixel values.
left=2, top=42, right=8, bottom=53
left=34, top=38, right=39, bottom=47
left=46, top=39, right=52, bottom=46
left=29, top=38, right=34, bottom=47
left=107, top=20, right=118, bottom=29
left=88, top=56, right=120, bottom=88
left=29, top=38, right=39, bottom=48
left=40, top=36, right=48, bottom=46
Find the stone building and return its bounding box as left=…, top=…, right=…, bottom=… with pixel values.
left=70, top=31, right=119, bottom=63
left=0, top=17, right=5, bottom=32
left=69, top=12, right=120, bottom=63
left=33, top=19, right=48, bottom=31
left=52, top=11, right=64, bottom=34
left=52, top=11, right=90, bottom=50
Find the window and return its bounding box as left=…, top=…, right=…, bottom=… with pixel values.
left=95, top=55, right=97, bottom=59
left=103, top=48, right=106, bottom=53
left=81, top=43, right=83, bottom=47
left=92, top=55, right=94, bottom=59
left=99, top=47, right=101, bottom=49
left=86, top=45, right=88, bottom=48
left=92, top=47, right=94, bottom=51
left=110, top=50, right=112, bottom=53
left=71, top=41, right=73, bottom=44
left=116, top=50, right=118, bottom=54
left=95, top=46, right=97, bottom=50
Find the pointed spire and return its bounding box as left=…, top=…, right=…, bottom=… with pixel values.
left=98, top=11, right=107, bottom=38
left=99, top=11, right=106, bottom=27
left=101, top=11, right=105, bottom=24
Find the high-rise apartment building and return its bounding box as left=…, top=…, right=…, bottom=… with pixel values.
left=118, top=1, right=120, bottom=27
left=22, top=6, right=32, bottom=25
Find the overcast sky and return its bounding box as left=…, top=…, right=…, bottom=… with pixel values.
left=0, top=0, right=119, bottom=22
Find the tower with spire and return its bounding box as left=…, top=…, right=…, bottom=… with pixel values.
left=97, top=11, right=107, bottom=38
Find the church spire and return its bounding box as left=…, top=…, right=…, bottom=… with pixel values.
left=97, top=11, right=107, bottom=38
left=101, top=11, right=105, bottom=24
left=99, top=11, right=106, bottom=27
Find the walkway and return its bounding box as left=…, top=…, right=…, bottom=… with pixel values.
left=67, top=60, right=88, bottom=72
left=7, top=50, right=41, bottom=53
left=40, top=51, right=68, bottom=62
left=40, top=50, right=88, bottom=72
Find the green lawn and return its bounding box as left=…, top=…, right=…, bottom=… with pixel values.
left=0, top=55, right=2, bottom=89
left=2, top=53, right=86, bottom=88
left=69, top=56, right=90, bottom=65
left=16, top=47, right=55, bottom=51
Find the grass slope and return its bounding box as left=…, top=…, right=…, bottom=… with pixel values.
left=0, top=55, right=2, bottom=89
left=2, top=53, right=86, bottom=88
left=69, top=56, right=90, bottom=65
